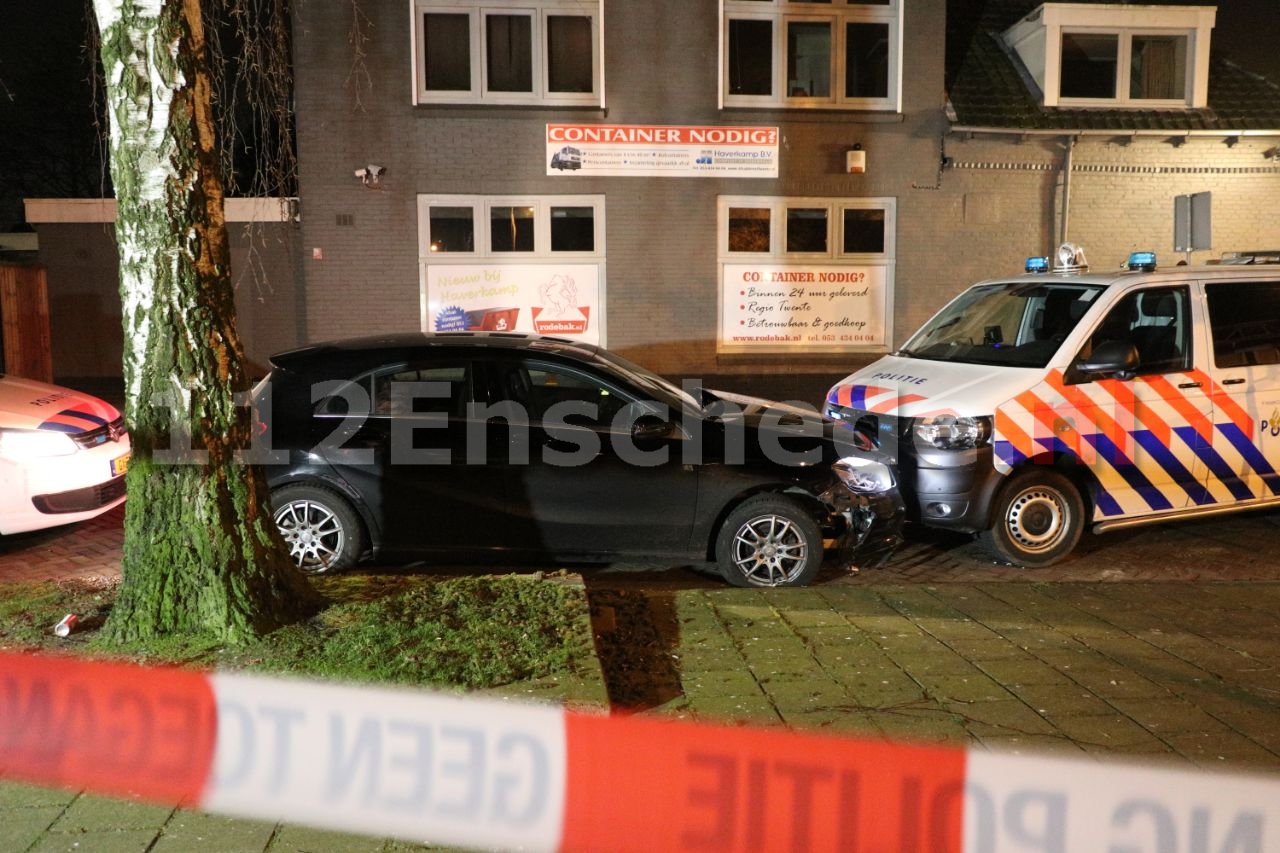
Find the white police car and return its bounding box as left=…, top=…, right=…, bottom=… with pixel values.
left=0, top=375, right=130, bottom=535
left=827, top=244, right=1280, bottom=566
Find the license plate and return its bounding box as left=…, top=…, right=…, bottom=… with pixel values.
left=111, top=454, right=130, bottom=477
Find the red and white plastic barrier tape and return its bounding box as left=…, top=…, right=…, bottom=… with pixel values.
left=2, top=651, right=1279, bottom=851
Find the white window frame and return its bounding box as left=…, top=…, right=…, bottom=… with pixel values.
left=1054, top=28, right=1193, bottom=108
left=419, top=195, right=606, bottom=259
left=718, top=196, right=896, bottom=260
left=1004, top=4, right=1214, bottom=110
left=412, top=0, right=603, bottom=107
left=721, top=0, right=901, bottom=112
left=717, top=195, right=896, bottom=354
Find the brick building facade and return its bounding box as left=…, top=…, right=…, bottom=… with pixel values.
left=25, top=1, right=1280, bottom=404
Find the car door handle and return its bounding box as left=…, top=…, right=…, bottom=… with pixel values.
left=1222, top=378, right=1246, bottom=386
left=1178, top=381, right=1203, bottom=389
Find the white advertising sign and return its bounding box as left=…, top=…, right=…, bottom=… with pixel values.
left=546, top=124, right=778, bottom=178
left=424, top=264, right=602, bottom=345
left=720, top=264, right=889, bottom=353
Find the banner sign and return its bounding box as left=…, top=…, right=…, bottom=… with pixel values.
left=546, top=124, right=778, bottom=178
left=720, top=264, right=890, bottom=352
left=6, top=650, right=1280, bottom=853
left=424, top=263, right=602, bottom=345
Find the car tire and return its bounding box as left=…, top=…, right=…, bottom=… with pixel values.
left=271, top=484, right=364, bottom=574
left=980, top=468, right=1084, bottom=567
left=716, top=495, right=824, bottom=588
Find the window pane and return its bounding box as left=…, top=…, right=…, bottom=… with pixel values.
left=786, top=208, right=827, bottom=253
left=729, top=19, right=773, bottom=95
left=729, top=207, right=770, bottom=252
left=424, top=14, right=471, bottom=91
left=787, top=21, right=831, bottom=97
left=547, top=15, right=593, bottom=93
left=429, top=206, right=474, bottom=253
left=842, top=208, right=885, bottom=254
left=1207, top=281, right=1280, bottom=367
left=490, top=206, right=535, bottom=252
left=845, top=22, right=889, bottom=99
left=486, top=14, right=533, bottom=92
left=1060, top=33, right=1117, bottom=98
left=1131, top=35, right=1186, bottom=100
left=550, top=206, right=595, bottom=251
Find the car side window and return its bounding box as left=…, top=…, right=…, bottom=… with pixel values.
left=1069, top=286, right=1191, bottom=381
left=499, top=361, right=632, bottom=426
left=372, top=363, right=469, bottom=417
left=1206, top=280, right=1280, bottom=368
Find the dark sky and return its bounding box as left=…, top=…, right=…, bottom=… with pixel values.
left=1210, top=0, right=1280, bottom=82
left=1, top=0, right=1278, bottom=232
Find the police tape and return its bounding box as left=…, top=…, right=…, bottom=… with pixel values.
left=3, top=650, right=1280, bottom=852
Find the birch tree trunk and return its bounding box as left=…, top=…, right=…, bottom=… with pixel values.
left=93, top=0, right=320, bottom=641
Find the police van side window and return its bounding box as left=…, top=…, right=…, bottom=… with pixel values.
left=1069, top=286, right=1191, bottom=381
left=1206, top=281, right=1280, bottom=368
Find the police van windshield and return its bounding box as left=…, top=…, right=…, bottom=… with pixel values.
left=898, top=281, right=1106, bottom=368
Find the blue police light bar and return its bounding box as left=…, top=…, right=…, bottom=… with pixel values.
left=1127, top=251, right=1157, bottom=272
left=1025, top=256, right=1050, bottom=273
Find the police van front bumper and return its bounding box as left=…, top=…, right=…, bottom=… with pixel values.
left=901, top=443, right=1003, bottom=532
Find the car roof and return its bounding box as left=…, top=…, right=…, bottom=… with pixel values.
left=978, top=262, right=1280, bottom=291
left=268, top=331, right=603, bottom=374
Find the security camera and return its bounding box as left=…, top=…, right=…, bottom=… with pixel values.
left=355, top=165, right=386, bottom=187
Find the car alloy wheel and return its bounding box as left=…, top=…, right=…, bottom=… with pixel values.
left=716, top=495, right=823, bottom=588
left=271, top=484, right=364, bottom=573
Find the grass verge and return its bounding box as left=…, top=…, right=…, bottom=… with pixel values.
left=0, top=572, right=596, bottom=694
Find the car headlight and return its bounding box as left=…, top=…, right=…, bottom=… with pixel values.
left=913, top=414, right=992, bottom=450
left=833, top=456, right=895, bottom=492
left=0, top=428, right=78, bottom=459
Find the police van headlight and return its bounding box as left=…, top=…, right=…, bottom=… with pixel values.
left=0, top=428, right=78, bottom=460
left=913, top=415, right=992, bottom=450
left=833, top=456, right=895, bottom=492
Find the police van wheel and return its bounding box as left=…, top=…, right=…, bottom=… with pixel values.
left=981, top=469, right=1084, bottom=568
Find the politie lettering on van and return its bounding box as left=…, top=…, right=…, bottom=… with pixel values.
left=826, top=243, right=1280, bottom=567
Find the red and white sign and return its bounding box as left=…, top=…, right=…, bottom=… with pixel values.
left=546, top=124, right=779, bottom=178
left=424, top=263, right=602, bottom=345
left=720, top=264, right=890, bottom=353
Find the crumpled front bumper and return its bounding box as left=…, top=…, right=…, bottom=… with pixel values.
left=819, top=485, right=906, bottom=571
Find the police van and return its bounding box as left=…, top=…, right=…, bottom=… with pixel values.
left=825, top=244, right=1280, bottom=566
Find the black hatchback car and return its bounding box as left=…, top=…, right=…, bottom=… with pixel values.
left=254, top=333, right=902, bottom=587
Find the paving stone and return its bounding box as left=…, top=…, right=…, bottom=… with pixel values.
left=49, top=794, right=173, bottom=832
left=151, top=811, right=276, bottom=852
left=0, top=806, right=63, bottom=851
left=28, top=828, right=161, bottom=853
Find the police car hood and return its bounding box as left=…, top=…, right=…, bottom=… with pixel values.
left=826, top=356, right=1041, bottom=418
left=0, top=375, right=122, bottom=434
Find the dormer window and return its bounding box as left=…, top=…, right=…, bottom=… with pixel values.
left=1003, top=4, right=1216, bottom=109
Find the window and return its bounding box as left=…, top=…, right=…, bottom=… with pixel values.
left=1058, top=31, right=1188, bottom=103
left=421, top=196, right=605, bottom=258
left=1003, top=5, right=1213, bottom=109
left=1071, top=287, right=1191, bottom=380
left=414, top=1, right=602, bottom=106
left=721, top=197, right=894, bottom=259
left=419, top=195, right=607, bottom=345
left=722, top=1, right=900, bottom=110
left=1206, top=281, right=1280, bottom=368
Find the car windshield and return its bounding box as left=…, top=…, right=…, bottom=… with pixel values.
left=590, top=348, right=703, bottom=412
left=897, top=280, right=1107, bottom=368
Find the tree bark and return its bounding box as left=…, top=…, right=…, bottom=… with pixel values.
left=93, top=0, right=320, bottom=642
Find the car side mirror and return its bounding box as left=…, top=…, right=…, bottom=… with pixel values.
left=1076, top=340, right=1140, bottom=379
left=632, top=414, right=673, bottom=443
